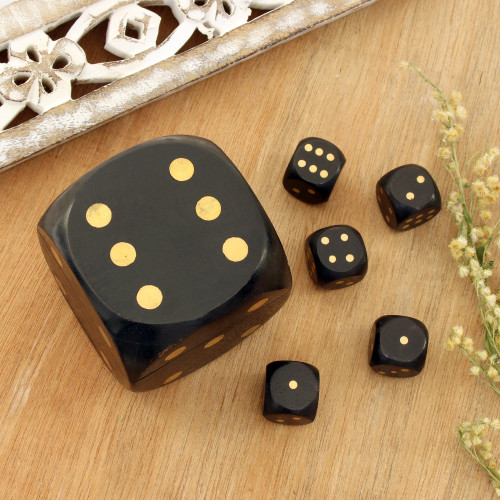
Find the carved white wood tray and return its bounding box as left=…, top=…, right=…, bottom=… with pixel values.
left=0, top=0, right=377, bottom=173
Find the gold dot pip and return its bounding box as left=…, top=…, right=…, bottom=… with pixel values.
left=417, top=175, right=425, bottom=183
left=341, top=233, right=348, bottom=242
left=86, top=203, right=112, bottom=228
left=329, top=255, right=336, bottom=263
left=204, top=335, right=224, bottom=348
left=223, top=237, right=248, bottom=262
left=309, top=165, right=318, bottom=173
left=248, top=298, right=269, bottom=313
left=326, top=153, right=335, bottom=161
left=315, top=148, right=323, bottom=156
left=165, top=346, right=186, bottom=361
left=289, top=380, right=298, bottom=389
left=163, top=371, right=182, bottom=384
left=292, top=188, right=300, bottom=194
left=196, top=196, right=221, bottom=221
left=169, top=158, right=194, bottom=181
left=110, top=242, right=136, bottom=267
left=400, top=336, right=409, bottom=345
left=346, top=254, right=354, bottom=262
left=320, top=170, right=328, bottom=178
left=304, top=144, right=313, bottom=152
left=137, top=285, right=163, bottom=310
left=298, top=160, right=306, bottom=167
left=241, top=324, right=261, bottom=338
left=406, top=192, right=415, bottom=200
left=321, top=237, right=329, bottom=245
left=307, top=189, right=316, bottom=195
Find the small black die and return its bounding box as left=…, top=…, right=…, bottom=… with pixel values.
left=263, top=361, right=319, bottom=425
left=376, top=164, right=441, bottom=231
left=283, top=137, right=346, bottom=204
left=305, top=225, right=368, bottom=289
left=369, top=315, right=429, bottom=378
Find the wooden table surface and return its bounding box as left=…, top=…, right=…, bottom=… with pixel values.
left=1, top=0, right=499, bottom=498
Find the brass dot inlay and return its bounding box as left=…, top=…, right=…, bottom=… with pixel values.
left=169, top=158, right=194, bottom=181
left=289, top=380, right=298, bottom=389
left=341, top=233, right=348, bottom=242
left=99, top=326, right=112, bottom=348
left=223, top=237, right=248, bottom=262
left=321, top=237, right=330, bottom=245
left=241, top=324, right=261, bottom=338
left=315, top=148, right=323, bottom=156
left=50, top=246, right=63, bottom=267
left=165, top=346, right=186, bottom=361
left=346, top=281, right=355, bottom=285
left=428, top=209, right=436, bottom=214
left=326, top=153, right=335, bottom=161
left=406, top=218, right=414, bottom=223
left=416, top=213, right=424, bottom=219
left=110, top=242, right=136, bottom=267
left=346, top=254, right=354, bottom=263
left=417, top=175, right=425, bottom=183
left=298, top=160, right=306, bottom=167
left=426, top=215, right=433, bottom=220
left=401, top=368, right=410, bottom=372
left=136, top=285, right=163, bottom=310
left=329, top=255, right=337, bottom=263
left=86, top=203, right=112, bottom=228
left=336, top=280, right=344, bottom=285
left=400, top=336, right=409, bottom=345
left=390, top=370, right=398, bottom=374
left=388, top=207, right=393, bottom=214
left=304, top=144, right=313, bottom=152
left=164, top=371, right=182, bottom=384
left=406, top=192, right=415, bottom=200
left=309, top=165, right=318, bottom=173
left=204, top=335, right=224, bottom=348
left=307, top=189, right=316, bottom=195
left=276, top=419, right=284, bottom=423
left=402, top=225, right=410, bottom=229
left=196, top=196, right=221, bottom=221
left=248, top=298, right=269, bottom=313
left=292, top=188, right=300, bottom=194
left=385, top=215, right=390, bottom=223
left=378, top=371, right=385, bottom=375
left=292, top=417, right=301, bottom=421
left=320, top=170, right=328, bottom=178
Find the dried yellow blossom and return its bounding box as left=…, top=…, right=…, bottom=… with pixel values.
left=438, top=147, right=452, bottom=160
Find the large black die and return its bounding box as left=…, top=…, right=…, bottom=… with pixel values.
left=305, top=225, right=368, bottom=289
left=38, top=136, right=292, bottom=391
left=263, top=361, right=320, bottom=425
left=369, top=315, right=429, bottom=378
left=282, top=137, right=346, bottom=204
left=376, top=164, right=441, bottom=231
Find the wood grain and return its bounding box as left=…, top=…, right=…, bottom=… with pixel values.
left=0, top=0, right=499, bottom=498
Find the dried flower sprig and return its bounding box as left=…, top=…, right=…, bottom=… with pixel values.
left=458, top=419, right=500, bottom=495
left=400, top=61, right=500, bottom=494
left=399, top=61, right=500, bottom=378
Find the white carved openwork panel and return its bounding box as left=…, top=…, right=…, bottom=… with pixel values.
left=0, top=0, right=293, bottom=127
left=0, top=0, right=378, bottom=172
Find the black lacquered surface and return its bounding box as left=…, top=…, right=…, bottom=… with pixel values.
left=283, top=137, right=345, bottom=204
left=376, top=164, right=441, bottom=231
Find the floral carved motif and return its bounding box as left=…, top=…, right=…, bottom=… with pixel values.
left=0, top=0, right=293, bottom=130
